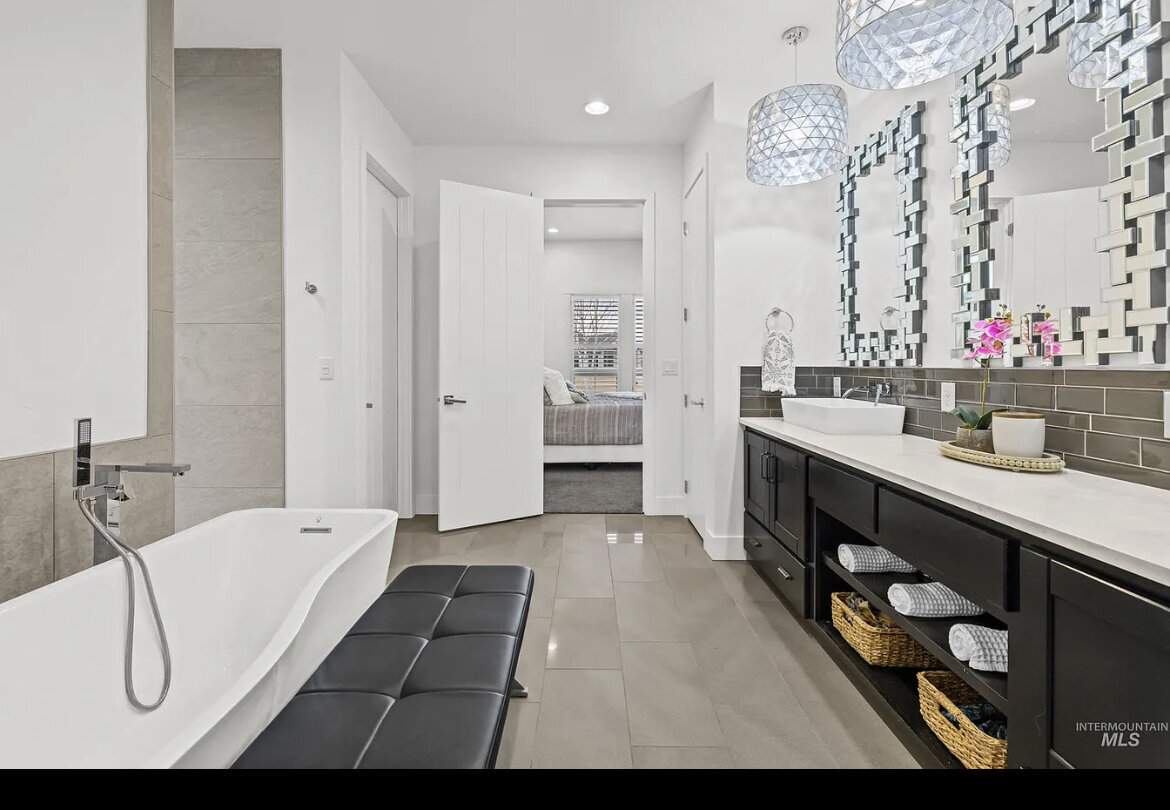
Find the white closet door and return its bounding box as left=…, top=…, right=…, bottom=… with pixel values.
left=438, top=181, right=544, bottom=531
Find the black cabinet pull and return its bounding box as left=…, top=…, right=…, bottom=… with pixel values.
left=760, top=452, right=771, bottom=482
left=769, top=454, right=780, bottom=483
left=751, top=538, right=762, bottom=549
left=775, top=564, right=794, bottom=581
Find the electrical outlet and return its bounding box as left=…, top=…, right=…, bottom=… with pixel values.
left=833, top=377, right=842, bottom=397
left=941, top=382, right=957, bottom=412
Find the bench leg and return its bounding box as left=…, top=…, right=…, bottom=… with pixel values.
left=510, top=678, right=529, bottom=699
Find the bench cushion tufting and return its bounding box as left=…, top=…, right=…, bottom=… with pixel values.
left=233, top=565, right=533, bottom=770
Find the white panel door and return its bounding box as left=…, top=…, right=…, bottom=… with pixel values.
left=683, top=169, right=711, bottom=537
left=439, top=181, right=544, bottom=531
left=364, top=173, right=399, bottom=510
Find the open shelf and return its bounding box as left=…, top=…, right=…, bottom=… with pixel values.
left=823, top=552, right=1009, bottom=712
left=809, top=620, right=961, bottom=769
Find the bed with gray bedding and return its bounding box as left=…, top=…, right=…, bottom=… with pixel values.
left=544, top=393, right=644, bottom=446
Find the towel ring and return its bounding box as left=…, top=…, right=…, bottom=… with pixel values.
left=766, top=308, right=795, bottom=334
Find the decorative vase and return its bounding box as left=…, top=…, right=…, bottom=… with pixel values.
left=992, top=412, right=1047, bottom=458
left=956, top=427, right=995, bottom=454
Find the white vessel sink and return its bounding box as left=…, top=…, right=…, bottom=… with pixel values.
left=781, top=398, right=906, bottom=436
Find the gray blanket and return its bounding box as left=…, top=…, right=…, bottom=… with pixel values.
left=544, top=394, right=644, bottom=446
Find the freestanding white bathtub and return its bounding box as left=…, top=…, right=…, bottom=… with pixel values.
left=0, top=508, right=398, bottom=768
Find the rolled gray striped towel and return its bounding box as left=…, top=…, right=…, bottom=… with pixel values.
left=837, top=544, right=917, bottom=574
left=886, top=582, right=984, bottom=618
left=949, top=624, right=1009, bottom=673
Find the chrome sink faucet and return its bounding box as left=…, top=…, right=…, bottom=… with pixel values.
left=841, top=382, right=893, bottom=406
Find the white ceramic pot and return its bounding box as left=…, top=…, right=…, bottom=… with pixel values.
left=992, top=412, right=1047, bottom=458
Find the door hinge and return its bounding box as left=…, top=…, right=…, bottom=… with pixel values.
left=683, top=221, right=690, bottom=237
left=684, top=480, right=690, bottom=494
left=684, top=393, right=689, bottom=408
left=683, top=307, right=689, bottom=323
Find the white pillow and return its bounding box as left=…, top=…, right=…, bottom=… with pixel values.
left=542, top=367, right=575, bottom=406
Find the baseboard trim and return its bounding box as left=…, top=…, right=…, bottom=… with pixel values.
left=648, top=495, right=686, bottom=516
left=704, top=534, right=747, bottom=561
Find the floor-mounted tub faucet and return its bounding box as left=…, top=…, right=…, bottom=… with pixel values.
left=72, top=418, right=190, bottom=712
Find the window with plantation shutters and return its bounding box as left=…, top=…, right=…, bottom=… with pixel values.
left=634, top=297, right=645, bottom=393
left=572, top=296, right=621, bottom=392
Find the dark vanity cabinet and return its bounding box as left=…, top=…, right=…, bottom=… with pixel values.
left=743, top=433, right=809, bottom=614
left=1014, top=550, right=1170, bottom=769
left=742, top=426, right=1170, bottom=770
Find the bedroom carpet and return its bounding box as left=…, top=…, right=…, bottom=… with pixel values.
left=544, top=463, right=643, bottom=514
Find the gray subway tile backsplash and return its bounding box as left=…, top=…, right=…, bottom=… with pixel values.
left=1055, top=386, right=1106, bottom=414
left=742, top=365, right=1170, bottom=492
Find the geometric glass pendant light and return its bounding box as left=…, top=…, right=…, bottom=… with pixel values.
left=747, top=27, right=850, bottom=186
left=986, top=81, right=1011, bottom=170
left=1067, top=19, right=1127, bottom=90
left=836, top=0, right=1015, bottom=90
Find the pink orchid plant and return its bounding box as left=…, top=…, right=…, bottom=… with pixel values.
left=953, top=310, right=1012, bottom=431
left=954, top=306, right=1063, bottom=431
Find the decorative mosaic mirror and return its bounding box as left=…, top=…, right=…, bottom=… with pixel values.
left=838, top=101, right=927, bottom=366
left=951, top=0, right=1169, bottom=366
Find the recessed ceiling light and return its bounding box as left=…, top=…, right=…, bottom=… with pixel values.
left=584, top=100, right=610, bottom=116
left=547, top=227, right=559, bottom=234
left=1010, top=97, right=1037, bottom=112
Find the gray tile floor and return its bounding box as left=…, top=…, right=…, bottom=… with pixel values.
left=390, top=513, right=920, bottom=770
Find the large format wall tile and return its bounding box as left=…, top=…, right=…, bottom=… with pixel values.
left=174, top=159, right=281, bottom=242
left=149, top=0, right=174, bottom=86
left=149, top=309, right=174, bottom=435
left=174, top=242, right=282, bottom=323
left=176, top=487, right=283, bottom=531
left=176, top=48, right=281, bottom=77
left=53, top=435, right=175, bottom=579
left=175, top=406, right=284, bottom=488
left=0, top=454, right=55, bottom=602
left=176, top=76, right=281, bottom=159
left=176, top=324, right=282, bottom=406
left=149, top=78, right=174, bottom=200
left=150, top=194, right=174, bottom=312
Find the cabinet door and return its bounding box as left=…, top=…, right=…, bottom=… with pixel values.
left=1048, top=562, right=1170, bottom=768
left=744, top=431, right=774, bottom=528
left=770, top=444, right=807, bottom=560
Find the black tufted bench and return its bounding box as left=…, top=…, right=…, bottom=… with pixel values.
left=234, top=565, right=534, bottom=769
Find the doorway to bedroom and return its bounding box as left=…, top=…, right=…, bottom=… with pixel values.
left=542, top=201, right=647, bottom=514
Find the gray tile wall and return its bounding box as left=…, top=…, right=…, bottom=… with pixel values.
left=174, top=49, right=284, bottom=530
left=742, top=365, right=1170, bottom=492
left=0, top=1, right=177, bottom=604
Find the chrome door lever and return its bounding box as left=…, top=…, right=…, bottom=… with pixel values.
left=691, top=398, right=706, bottom=408
left=443, top=395, right=468, bottom=405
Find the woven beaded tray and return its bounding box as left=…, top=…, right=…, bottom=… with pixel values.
left=939, top=441, right=1066, bottom=473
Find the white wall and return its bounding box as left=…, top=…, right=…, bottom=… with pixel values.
left=543, top=240, right=643, bottom=377
left=0, top=1, right=149, bottom=458
left=413, top=146, right=684, bottom=515
left=177, top=8, right=416, bottom=507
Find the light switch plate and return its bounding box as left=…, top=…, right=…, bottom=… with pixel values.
left=1164, top=392, right=1170, bottom=438
left=941, top=382, right=957, bottom=412
left=318, top=357, right=335, bottom=381
left=833, top=377, right=842, bottom=397
left=661, top=359, right=680, bottom=377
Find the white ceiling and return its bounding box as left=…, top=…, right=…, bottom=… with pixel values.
left=176, top=1, right=1096, bottom=148
left=176, top=0, right=842, bottom=146
left=544, top=205, right=643, bottom=242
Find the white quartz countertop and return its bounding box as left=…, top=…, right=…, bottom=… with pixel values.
left=740, top=417, right=1170, bottom=590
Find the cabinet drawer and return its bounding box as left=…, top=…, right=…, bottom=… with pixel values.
left=878, top=489, right=1009, bottom=613
left=744, top=514, right=807, bottom=616
left=809, top=460, right=876, bottom=535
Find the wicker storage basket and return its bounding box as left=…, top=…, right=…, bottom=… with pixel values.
left=830, top=592, right=941, bottom=668
left=918, top=671, right=1008, bottom=769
